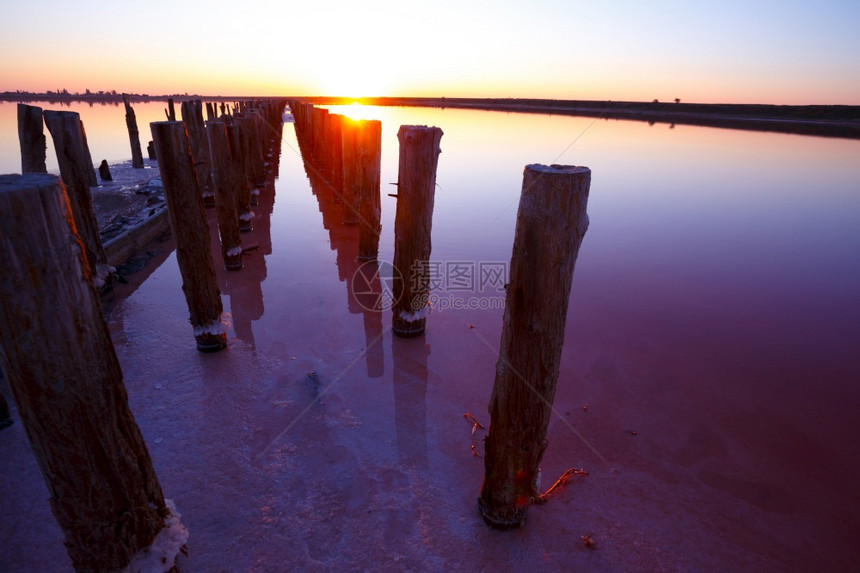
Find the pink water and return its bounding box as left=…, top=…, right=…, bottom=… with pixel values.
left=2, top=102, right=860, bottom=571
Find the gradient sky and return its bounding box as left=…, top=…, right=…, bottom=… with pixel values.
left=1, top=0, right=858, bottom=104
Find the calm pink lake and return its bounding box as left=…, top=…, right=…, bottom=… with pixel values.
left=1, top=100, right=859, bottom=571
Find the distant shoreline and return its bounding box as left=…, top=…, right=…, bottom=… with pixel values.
left=302, top=96, right=860, bottom=140
left=5, top=92, right=859, bottom=139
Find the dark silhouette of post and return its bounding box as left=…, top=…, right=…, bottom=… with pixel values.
left=0, top=390, right=12, bottom=429
left=42, top=110, right=111, bottom=287
left=98, top=159, right=112, bottom=181
left=391, top=125, right=443, bottom=337
left=479, top=164, right=591, bottom=530
left=150, top=121, right=228, bottom=352
left=207, top=120, right=243, bottom=270
left=0, top=173, right=170, bottom=570
left=17, top=103, right=47, bottom=173
left=122, top=93, right=144, bottom=168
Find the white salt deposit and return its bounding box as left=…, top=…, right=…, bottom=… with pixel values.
left=121, top=499, right=188, bottom=573
left=192, top=312, right=231, bottom=336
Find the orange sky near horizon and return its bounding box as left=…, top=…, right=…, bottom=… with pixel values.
left=1, top=0, right=858, bottom=105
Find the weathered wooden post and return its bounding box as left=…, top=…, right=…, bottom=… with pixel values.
left=150, top=121, right=228, bottom=352
left=329, top=113, right=344, bottom=196
left=0, top=173, right=181, bottom=570
left=181, top=99, right=215, bottom=207
left=165, top=98, right=176, bottom=121
left=147, top=140, right=156, bottom=160
left=391, top=125, right=443, bottom=337
left=207, top=120, right=243, bottom=270
left=246, top=109, right=266, bottom=204
left=478, top=164, right=591, bottom=530
left=227, top=117, right=254, bottom=232
left=341, top=118, right=360, bottom=225
left=79, top=120, right=99, bottom=187
left=122, top=93, right=145, bottom=168
left=42, top=110, right=111, bottom=287
left=357, top=119, right=382, bottom=260
left=17, top=103, right=47, bottom=173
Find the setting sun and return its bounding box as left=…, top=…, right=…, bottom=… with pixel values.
left=336, top=102, right=386, bottom=121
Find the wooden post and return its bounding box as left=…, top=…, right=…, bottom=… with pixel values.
left=341, top=118, right=360, bottom=225
left=391, top=125, right=443, bottom=337
left=147, top=140, right=156, bottom=159
left=150, top=121, right=228, bottom=352
left=0, top=173, right=170, bottom=570
left=207, top=120, right=243, bottom=270
left=165, top=98, right=176, bottom=121
left=478, top=164, right=591, bottom=530
left=42, top=110, right=111, bottom=287
left=17, top=103, right=47, bottom=173
left=98, top=159, right=112, bottom=181
left=246, top=109, right=267, bottom=199
left=357, top=119, right=382, bottom=260
left=122, top=93, right=144, bottom=168
left=226, top=117, right=254, bottom=232
left=329, top=113, right=344, bottom=195
left=181, top=99, right=215, bottom=207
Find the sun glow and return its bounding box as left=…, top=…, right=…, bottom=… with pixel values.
left=337, top=103, right=384, bottom=121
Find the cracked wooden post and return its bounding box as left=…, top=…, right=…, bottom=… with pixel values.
left=42, top=110, right=111, bottom=288
left=17, top=103, right=47, bottom=173
left=122, top=93, right=144, bottom=168
left=0, top=173, right=171, bottom=570
left=479, top=164, right=591, bottom=530
left=350, top=119, right=383, bottom=260
left=391, top=125, right=443, bottom=337
left=182, top=99, right=215, bottom=207
left=207, top=119, right=243, bottom=270
left=150, top=121, right=228, bottom=352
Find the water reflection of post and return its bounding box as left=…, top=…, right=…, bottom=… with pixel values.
left=211, top=100, right=286, bottom=353
left=348, top=259, right=385, bottom=378
left=392, top=335, right=429, bottom=469
left=293, top=105, right=385, bottom=377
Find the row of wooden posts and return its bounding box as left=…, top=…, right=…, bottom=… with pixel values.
left=0, top=98, right=286, bottom=570
left=288, top=101, right=594, bottom=528
left=290, top=101, right=446, bottom=337
left=151, top=98, right=286, bottom=352
left=1, top=96, right=592, bottom=572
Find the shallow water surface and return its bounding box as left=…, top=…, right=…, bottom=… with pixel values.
left=1, top=101, right=859, bottom=571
